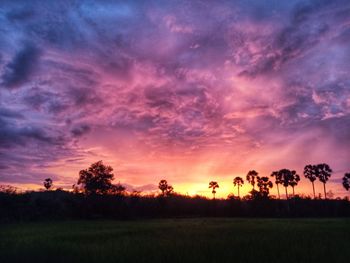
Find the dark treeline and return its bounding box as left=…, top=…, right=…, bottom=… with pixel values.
left=1, top=190, right=350, bottom=222
left=1, top=161, right=350, bottom=222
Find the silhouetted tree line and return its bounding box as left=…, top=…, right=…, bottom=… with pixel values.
left=0, top=161, right=349, bottom=222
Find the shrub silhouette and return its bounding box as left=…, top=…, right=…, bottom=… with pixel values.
left=209, top=181, right=219, bottom=199
left=158, top=180, right=174, bottom=197
left=233, top=177, right=244, bottom=199
left=76, top=161, right=114, bottom=195
left=43, top=178, right=53, bottom=190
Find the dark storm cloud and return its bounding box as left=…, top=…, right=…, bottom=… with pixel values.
left=71, top=124, right=91, bottom=137
left=0, top=115, right=64, bottom=148
left=1, top=44, right=41, bottom=88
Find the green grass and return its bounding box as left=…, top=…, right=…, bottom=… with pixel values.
left=1, top=218, right=349, bottom=263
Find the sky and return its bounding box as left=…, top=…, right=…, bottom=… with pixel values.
left=0, top=0, right=349, bottom=198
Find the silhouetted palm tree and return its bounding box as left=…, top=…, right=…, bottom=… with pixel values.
left=315, top=163, right=332, bottom=199
left=278, top=169, right=294, bottom=199
left=342, top=173, right=350, bottom=191
left=246, top=170, right=258, bottom=190
left=233, top=177, right=244, bottom=199
left=304, top=164, right=317, bottom=199
left=289, top=171, right=300, bottom=197
left=209, top=181, right=219, bottom=199
left=270, top=171, right=282, bottom=199
left=257, top=176, right=273, bottom=198
left=43, top=178, right=53, bottom=190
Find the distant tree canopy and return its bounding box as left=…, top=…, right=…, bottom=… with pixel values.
left=43, top=178, right=53, bottom=190
left=343, top=173, right=350, bottom=191
left=158, top=180, right=174, bottom=197
left=77, top=161, right=114, bottom=195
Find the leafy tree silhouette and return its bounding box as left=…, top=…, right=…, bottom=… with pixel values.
left=209, top=181, right=219, bottom=199
left=270, top=171, right=282, bottom=199
left=315, top=163, right=332, bottom=199
left=43, top=178, right=53, bottom=190
left=343, top=173, right=350, bottom=191
left=158, top=180, right=174, bottom=197
left=77, top=161, right=114, bottom=195
left=246, top=170, right=258, bottom=190
left=233, top=177, right=244, bottom=199
left=289, top=171, right=300, bottom=197
left=257, top=176, right=273, bottom=198
left=304, top=165, right=317, bottom=199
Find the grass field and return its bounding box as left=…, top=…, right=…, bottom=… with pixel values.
left=1, top=218, right=349, bottom=263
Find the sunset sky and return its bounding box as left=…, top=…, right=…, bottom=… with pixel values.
left=0, top=0, right=349, bottom=198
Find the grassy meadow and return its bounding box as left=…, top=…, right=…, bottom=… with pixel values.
left=1, top=218, right=349, bottom=263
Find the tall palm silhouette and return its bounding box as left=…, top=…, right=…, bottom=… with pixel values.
left=278, top=169, right=294, bottom=199
left=289, top=171, right=300, bottom=197
left=246, top=170, right=258, bottom=190
left=209, top=181, right=219, bottom=199
left=270, top=171, right=282, bottom=199
left=304, top=164, right=317, bottom=199
left=342, top=173, right=350, bottom=191
left=233, top=177, right=244, bottom=199
left=315, top=163, right=332, bottom=199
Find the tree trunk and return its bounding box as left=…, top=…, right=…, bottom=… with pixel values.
left=292, top=186, right=295, bottom=197
left=312, top=182, right=316, bottom=199
left=285, top=187, right=288, bottom=200
left=323, top=183, right=327, bottom=199
left=277, top=184, right=280, bottom=199
left=238, top=186, right=240, bottom=199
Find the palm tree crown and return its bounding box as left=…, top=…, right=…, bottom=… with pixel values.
left=246, top=170, right=258, bottom=190
left=209, top=181, right=219, bottom=199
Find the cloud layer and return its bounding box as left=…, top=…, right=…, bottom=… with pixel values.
left=0, top=0, right=349, bottom=197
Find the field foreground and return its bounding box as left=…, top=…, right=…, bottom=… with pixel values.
left=1, top=218, right=349, bottom=263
